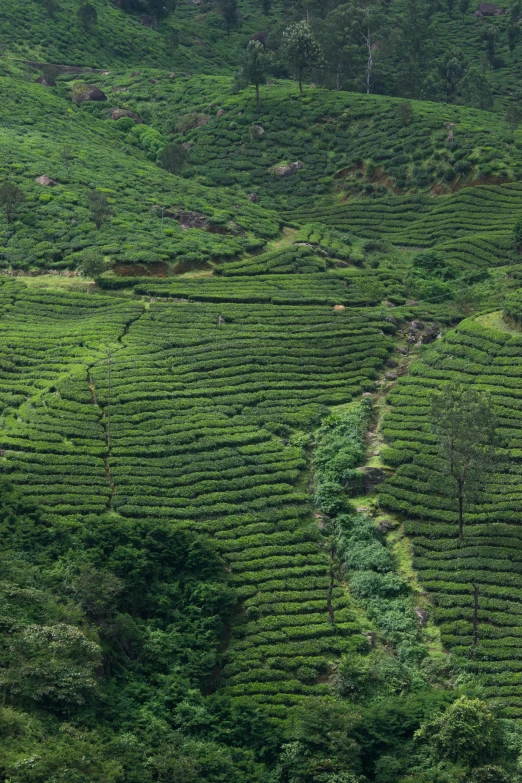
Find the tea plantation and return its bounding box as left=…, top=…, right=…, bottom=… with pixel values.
left=379, top=317, right=522, bottom=720
left=5, top=0, right=522, bottom=779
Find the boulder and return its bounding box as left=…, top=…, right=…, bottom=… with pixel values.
left=270, top=161, right=304, bottom=177
left=176, top=210, right=208, bottom=229
left=333, top=304, right=345, bottom=311
left=385, top=371, right=398, bottom=381
left=111, top=108, right=141, bottom=123
left=140, top=13, right=157, bottom=26
left=251, top=124, right=264, bottom=136
left=421, top=323, right=441, bottom=344
left=36, top=75, right=56, bottom=87
left=250, top=31, right=267, bottom=45
left=473, top=2, right=507, bottom=14
left=378, top=518, right=396, bottom=533
left=414, top=607, right=429, bottom=627
left=247, top=192, right=259, bottom=202
left=72, top=84, right=107, bottom=103
left=359, top=467, right=389, bottom=494
left=216, top=109, right=226, bottom=118
left=386, top=358, right=398, bottom=368
left=36, top=175, right=57, bottom=186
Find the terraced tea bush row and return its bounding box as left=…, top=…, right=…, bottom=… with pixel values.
left=504, top=289, right=522, bottom=324
left=380, top=318, right=522, bottom=717
left=216, top=246, right=329, bottom=276
left=0, top=280, right=144, bottom=515
left=102, top=262, right=410, bottom=306
left=290, top=184, right=522, bottom=255
left=114, top=77, right=522, bottom=210
left=0, top=282, right=394, bottom=717
left=0, top=74, right=279, bottom=273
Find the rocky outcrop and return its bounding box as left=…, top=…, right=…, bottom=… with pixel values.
left=111, top=108, right=141, bottom=123
left=72, top=84, right=107, bottom=103
left=473, top=2, right=508, bottom=14
left=247, top=192, right=259, bottom=202
left=36, top=176, right=57, bottom=186
left=36, top=75, right=56, bottom=87
left=176, top=210, right=208, bottom=230
left=250, top=31, right=267, bottom=45
left=270, top=161, right=303, bottom=176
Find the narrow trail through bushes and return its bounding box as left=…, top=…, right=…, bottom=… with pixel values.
left=86, top=306, right=147, bottom=512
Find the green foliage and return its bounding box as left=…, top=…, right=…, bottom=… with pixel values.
left=430, top=381, right=497, bottom=543
left=380, top=319, right=522, bottom=719
left=415, top=696, right=502, bottom=766
left=0, top=180, right=25, bottom=225
left=159, top=142, right=188, bottom=174
left=218, top=0, right=239, bottom=36
left=77, top=2, right=97, bottom=30
left=240, top=41, right=271, bottom=113
left=80, top=249, right=106, bottom=278
left=281, top=22, right=324, bottom=94
left=88, top=190, right=111, bottom=230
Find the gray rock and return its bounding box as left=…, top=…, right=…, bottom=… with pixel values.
left=414, top=607, right=429, bottom=627
left=36, top=175, right=57, bottom=186
left=473, top=1, right=508, bottom=15
left=271, top=161, right=303, bottom=176
left=111, top=108, right=141, bottom=123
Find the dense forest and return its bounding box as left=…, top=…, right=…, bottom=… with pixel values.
left=3, top=0, right=522, bottom=780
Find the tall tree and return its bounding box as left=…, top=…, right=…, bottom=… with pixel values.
left=0, top=181, right=24, bottom=225
left=218, top=0, right=239, bottom=36
left=77, top=2, right=97, bottom=30
left=321, top=1, right=386, bottom=93
left=394, top=0, right=433, bottom=98
left=281, top=21, right=324, bottom=94
left=458, top=0, right=470, bottom=18
left=88, top=190, right=111, bottom=230
left=430, top=382, right=497, bottom=544
left=241, top=40, right=270, bottom=113
left=148, top=0, right=176, bottom=18
left=505, top=104, right=521, bottom=136
left=159, top=142, right=188, bottom=174
left=40, top=0, right=59, bottom=16
left=481, top=24, right=498, bottom=65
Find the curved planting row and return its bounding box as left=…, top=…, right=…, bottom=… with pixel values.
left=289, top=183, right=522, bottom=252
left=100, top=264, right=408, bottom=308
left=0, top=281, right=143, bottom=515
left=0, top=281, right=395, bottom=719
left=380, top=317, right=522, bottom=718
left=88, top=302, right=394, bottom=717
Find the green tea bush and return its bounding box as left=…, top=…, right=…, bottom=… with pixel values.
left=381, top=318, right=522, bottom=717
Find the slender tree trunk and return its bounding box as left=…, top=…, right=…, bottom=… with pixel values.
left=255, top=82, right=260, bottom=114
left=299, top=70, right=303, bottom=94
left=472, top=583, right=479, bottom=647
left=107, top=350, right=111, bottom=449
left=366, top=29, right=372, bottom=94
left=458, top=479, right=464, bottom=545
